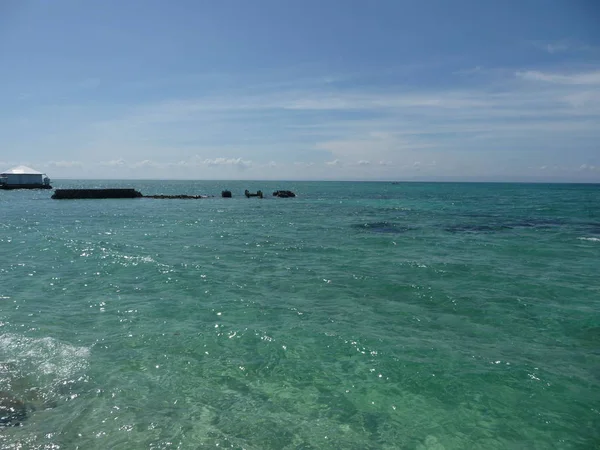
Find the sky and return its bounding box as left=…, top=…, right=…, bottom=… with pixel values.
left=1, top=0, right=599, bottom=181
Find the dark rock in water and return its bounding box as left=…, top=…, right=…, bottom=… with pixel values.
left=352, top=221, right=412, bottom=234
left=273, top=190, right=296, bottom=198
left=0, top=392, right=27, bottom=426
left=221, top=190, right=232, bottom=198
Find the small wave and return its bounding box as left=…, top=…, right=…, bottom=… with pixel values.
left=0, top=333, right=90, bottom=386
left=0, top=333, right=91, bottom=427
left=578, top=237, right=600, bottom=242
left=113, top=254, right=158, bottom=265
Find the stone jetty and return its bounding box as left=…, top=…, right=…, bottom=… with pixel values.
left=144, top=194, right=210, bottom=199
left=51, top=189, right=215, bottom=199
left=51, top=188, right=296, bottom=200
left=52, top=189, right=143, bottom=199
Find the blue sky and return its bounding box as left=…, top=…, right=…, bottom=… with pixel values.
left=1, top=0, right=599, bottom=181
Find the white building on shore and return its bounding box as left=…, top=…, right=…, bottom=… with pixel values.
left=0, top=165, right=52, bottom=189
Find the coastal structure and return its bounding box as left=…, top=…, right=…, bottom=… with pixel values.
left=245, top=189, right=263, bottom=198
left=52, top=189, right=143, bottom=199
left=0, top=166, right=51, bottom=189
left=51, top=188, right=295, bottom=200
left=52, top=189, right=210, bottom=199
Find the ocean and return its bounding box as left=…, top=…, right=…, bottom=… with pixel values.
left=1, top=180, right=599, bottom=449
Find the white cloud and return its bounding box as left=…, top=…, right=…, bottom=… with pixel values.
left=315, top=133, right=432, bottom=163
left=282, top=92, right=488, bottom=111
left=131, top=159, right=162, bottom=168
left=100, top=159, right=127, bottom=167
left=47, top=160, right=84, bottom=168
left=516, top=70, right=600, bottom=85
left=530, top=39, right=593, bottom=54
left=535, top=41, right=570, bottom=54
left=563, top=90, right=600, bottom=108
left=201, top=157, right=252, bottom=168
left=6, top=61, right=600, bottom=181
left=453, top=66, right=484, bottom=76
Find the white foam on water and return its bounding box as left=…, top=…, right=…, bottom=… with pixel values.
left=578, top=237, right=600, bottom=242
left=0, top=334, right=91, bottom=449
left=0, top=333, right=90, bottom=385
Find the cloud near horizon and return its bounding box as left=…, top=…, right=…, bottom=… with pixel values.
left=1, top=1, right=599, bottom=181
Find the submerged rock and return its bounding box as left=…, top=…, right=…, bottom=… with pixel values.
left=0, top=391, right=27, bottom=426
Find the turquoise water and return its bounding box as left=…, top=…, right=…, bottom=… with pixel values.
left=1, top=181, right=599, bottom=449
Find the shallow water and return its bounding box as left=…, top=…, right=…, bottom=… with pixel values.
left=1, top=181, right=599, bottom=449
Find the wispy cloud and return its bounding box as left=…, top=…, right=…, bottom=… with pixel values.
left=47, top=160, right=84, bottom=168
left=130, top=159, right=162, bottom=168
left=4, top=154, right=597, bottom=182
left=5, top=63, right=600, bottom=181
left=532, top=40, right=571, bottom=54
left=95, top=156, right=255, bottom=171
left=198, top=157, right=252, bottom=168
left=516, top=69, right=600, bottom=85
left=100, top=159, right=127, bottom=167
left=530, top=39, right=595, bottom=54
left=452, top=66, right=485, bottom=76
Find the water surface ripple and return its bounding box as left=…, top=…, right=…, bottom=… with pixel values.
left=1, top=181, right=599, bottom=449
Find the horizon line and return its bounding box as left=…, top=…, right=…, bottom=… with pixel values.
left=48, top=178, right=600, bottom=185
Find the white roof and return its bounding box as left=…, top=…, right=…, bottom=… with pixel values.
left=1, top=165, right=44, bottom=175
